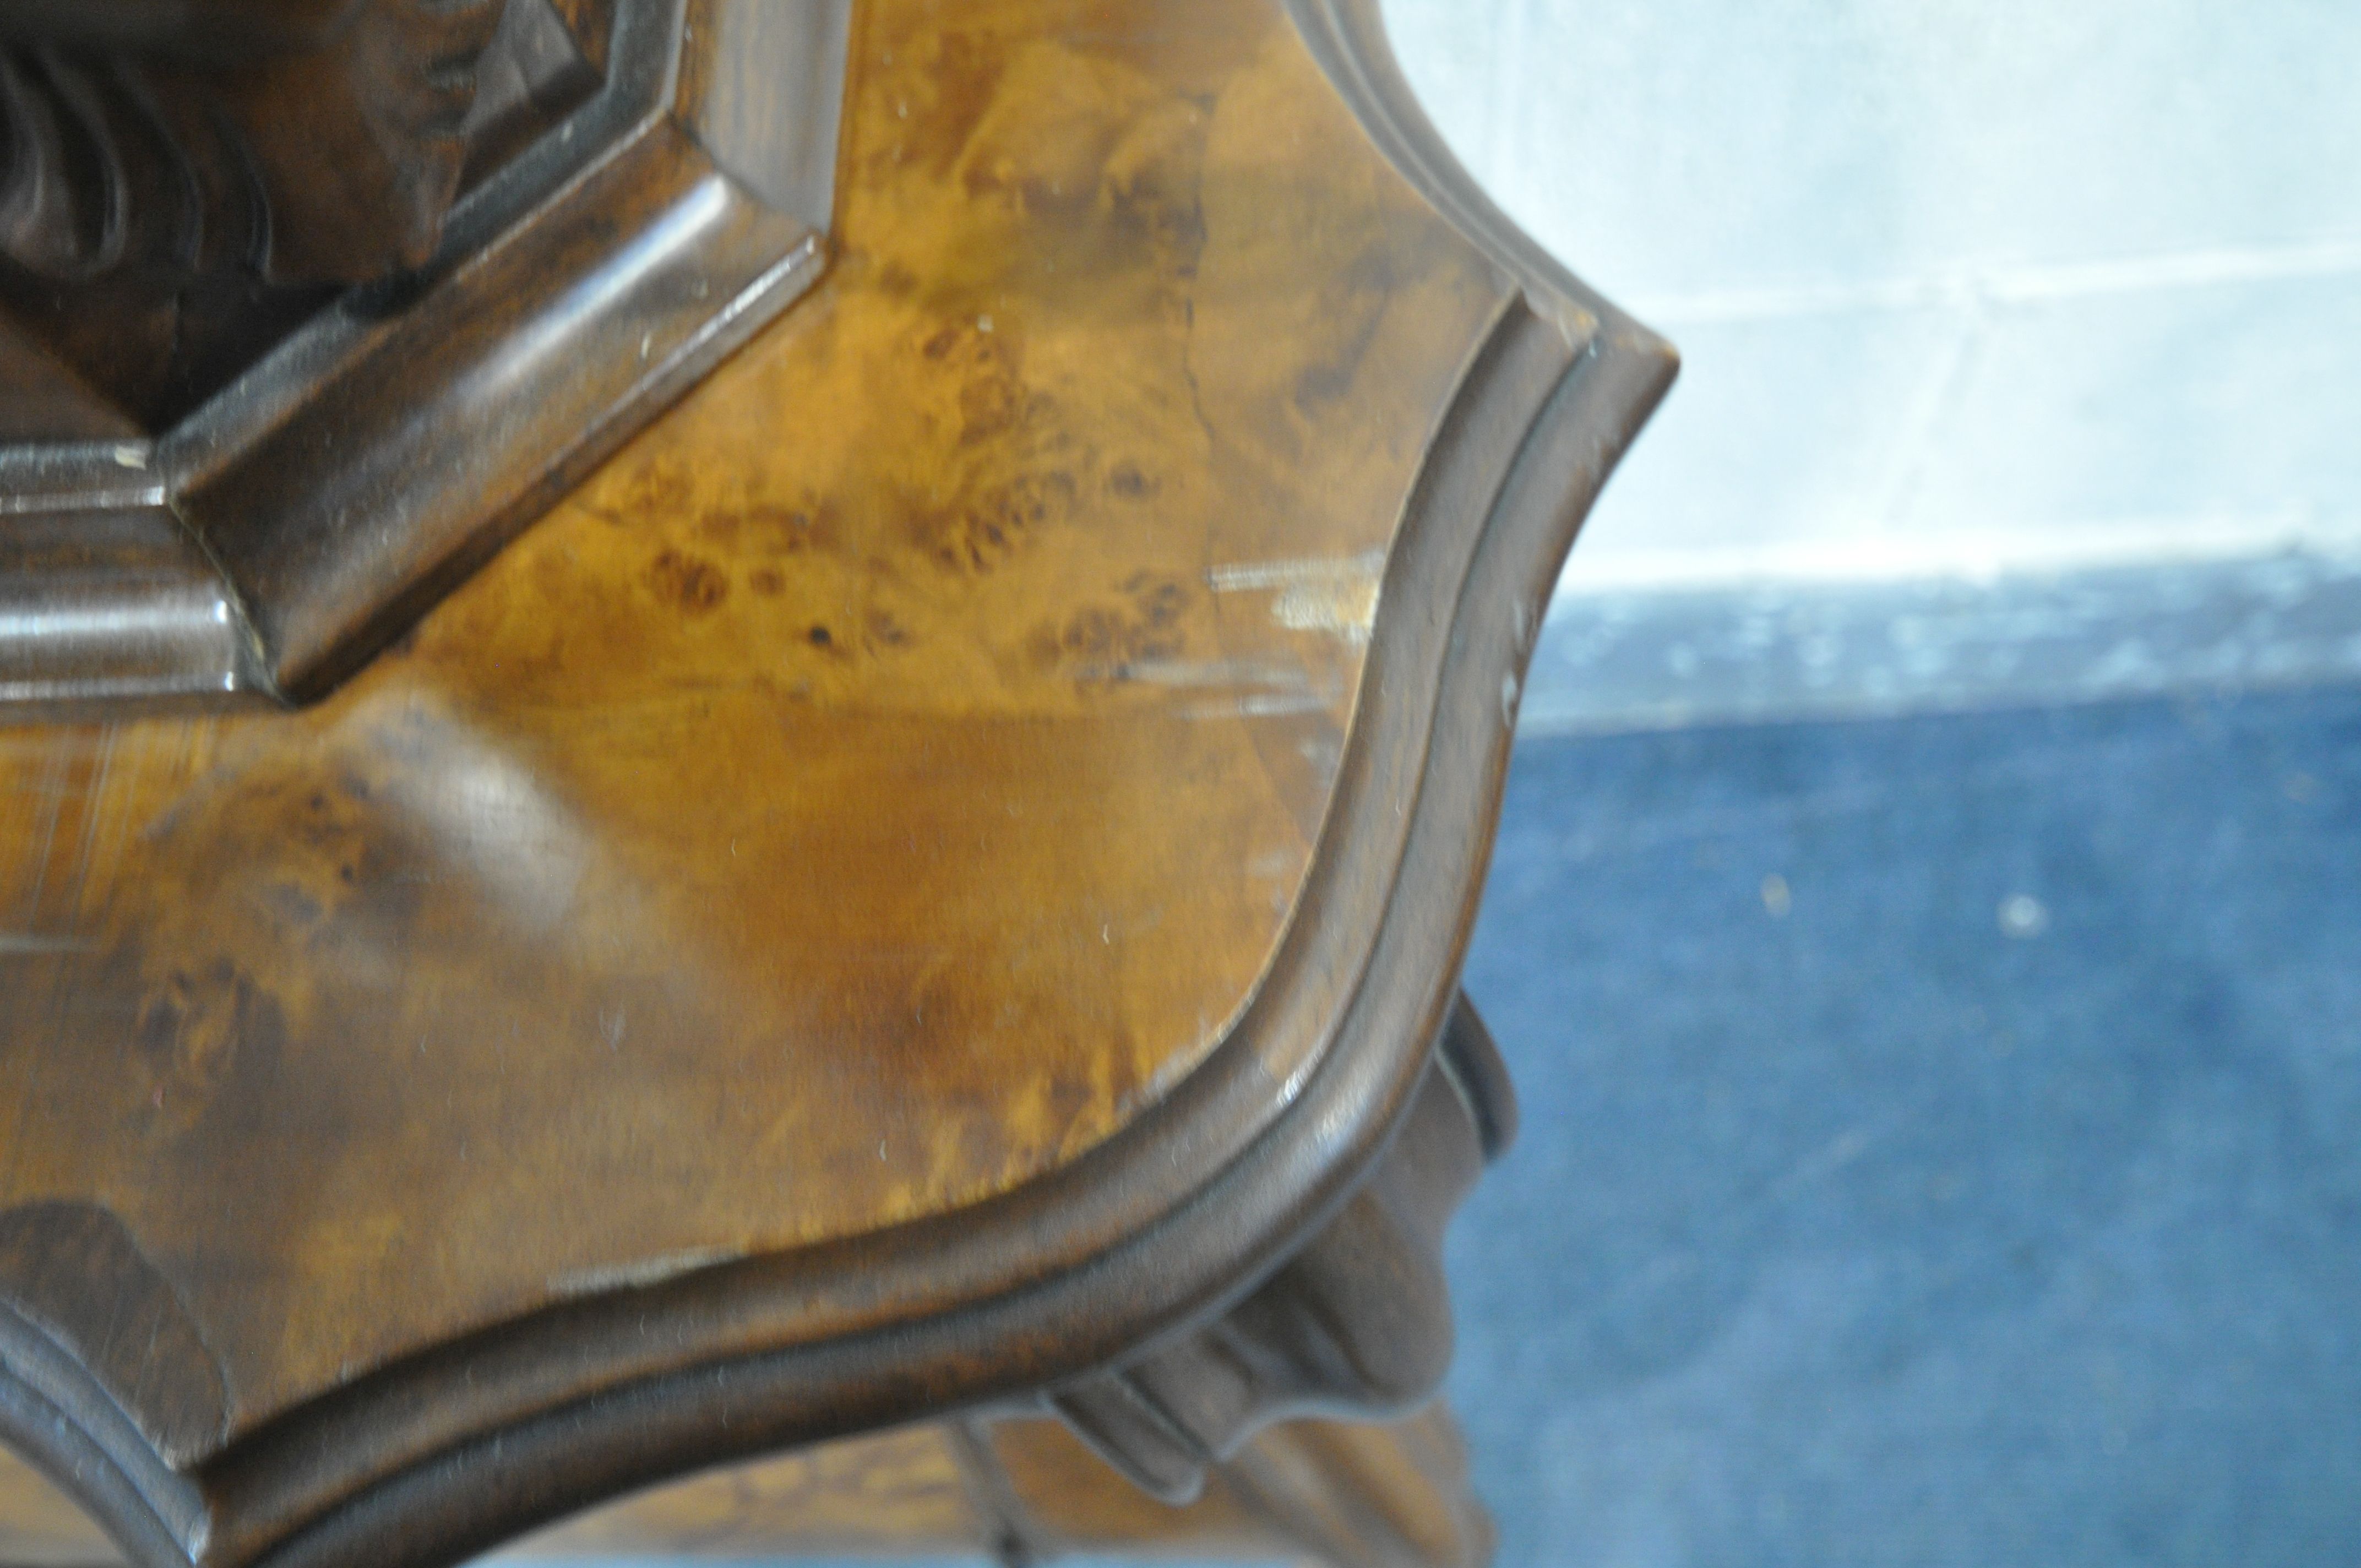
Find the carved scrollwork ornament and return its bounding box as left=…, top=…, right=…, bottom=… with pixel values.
left=0, top=0, right=510, bottom=287
left=0, top=0, right=851, bottom=714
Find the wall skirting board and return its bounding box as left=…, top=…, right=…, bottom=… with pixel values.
left=1523, top=549, right=2361, bottom=736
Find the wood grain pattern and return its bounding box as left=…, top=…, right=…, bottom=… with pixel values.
left=0, top=0, right=1675, bottom=1561
left=3, top=0, right=1499, bottom=1436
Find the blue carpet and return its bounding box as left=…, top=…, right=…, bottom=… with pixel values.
left=1448, top=683, right=2361, bottom=1566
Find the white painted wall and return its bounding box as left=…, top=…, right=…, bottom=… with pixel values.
left=1377, top=0, right=2361, bottom=600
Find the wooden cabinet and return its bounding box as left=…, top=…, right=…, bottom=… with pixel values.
left=0, top=0, right=1672, bottom=1562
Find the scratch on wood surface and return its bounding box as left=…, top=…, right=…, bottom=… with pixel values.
left=15, top=742, right=70, bottom=928
left=1114, top=656, right=1345, bottom=722
left=1209, top=554, right=1379, bottom=647
left=1205, top=550, right=1385, bottom=593
left=1267, top=578, right=1378, bottom=645
left=68, top=729, right=115, bottom=907
left=1184, top=692, right=1332, bottom=720
left=1120, top=658, right=1311, bottom=689
left=1207, top=549, right=1384, bottom=646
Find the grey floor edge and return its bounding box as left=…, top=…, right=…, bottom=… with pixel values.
left=1526, top=549, right=2361, bottom=735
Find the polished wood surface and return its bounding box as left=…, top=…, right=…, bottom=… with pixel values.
left=0, top=0, right=1674, bottom=1561
left=4, top=0, right=1500, bottom=1431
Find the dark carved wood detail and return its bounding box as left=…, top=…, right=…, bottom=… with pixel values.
left=0, top=1, right=606, bottom=428
left=0, top=1, right=512, bottom=286
left=1053, top=996, right=1513, bottom=1504
left=0, top=0, right=840, bottom=713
